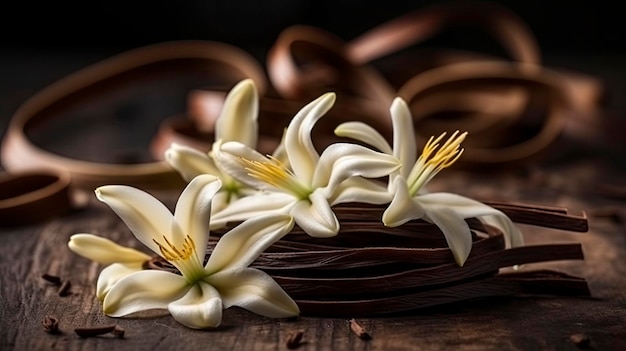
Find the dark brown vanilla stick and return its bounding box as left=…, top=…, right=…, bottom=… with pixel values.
left=253, top=233, right=504, bottom=271
left=270, top=243, right=584, bottom=298
left=41, top=274, right=62, bottom=285
left=483, top=201, right=589, bottom=232
left=333, top=201, right=589, bottom=233
left=75, top=325, right=117, bottom=337
left=74, top=324, right=124, bottom=338
left=481, top=200, right=569, bottom=214
left=294, top=270, right=590, bottom=317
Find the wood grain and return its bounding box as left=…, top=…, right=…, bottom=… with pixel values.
left=3, top=165, right=626, bottom=351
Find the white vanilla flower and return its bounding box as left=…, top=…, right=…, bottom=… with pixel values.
left=335, top=97, right=523, bottom=266
left=212, top=92, right=400, bottom=238
left=165, top=79, right=262, bottom=213
left=69, top=174, right=299, bottom=329
left=68, top=233, right=151, bottom=300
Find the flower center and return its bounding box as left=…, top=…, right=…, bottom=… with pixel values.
left=406, top=130, right=467, bottom=196
left=222, top=177, right=242, bottom=202
left=153, top=235, right=195, bottom=261
left=238, top=155, right=313, bottom=200
left=153, top=235, right=205, bottom=282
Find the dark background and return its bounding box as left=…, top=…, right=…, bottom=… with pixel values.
left=1, top=0, right=624, bottom=56
left=1, top=0, right=625, bottom=163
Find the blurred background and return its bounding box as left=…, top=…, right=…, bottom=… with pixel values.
left=1, top=0, right=624, bottom=172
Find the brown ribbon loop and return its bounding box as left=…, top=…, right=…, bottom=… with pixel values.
left=346, top=1, right=541, bottom=66
left=1, top=40, right=267, bottom=192
left=264, top=1, right=604, bottom=166
left=397, top=60, right=571, bottom=165
left=0, top=170, right=86, bottom=226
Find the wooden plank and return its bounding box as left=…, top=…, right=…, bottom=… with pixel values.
left=2, top=170, right=626, bottom=351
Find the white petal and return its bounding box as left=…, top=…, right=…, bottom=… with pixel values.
left=422, top=204, right=473, bottom=266
left=238, top=187, right=263, bottom=197
left=286, top=93, right=335, bottom=182
left=215, top=79, right=259, bottom=147
left=334, top=121, right=393, bottom=154
left=95, top=185, right=173, bottom=256
left=165, top=143, right=221, bottom=182
left=168, top=281, right=223, bottom=329
left=68, top=234, right=151, bottom=265
left=390, top=98, right=417, bottom=179
left=482, top=216, right=524, bottom=248
left=210, top=191, right=231, bottom=214
left=209, top=268, right=299, bottom=318
left=383, top=177, right=425, bottom=227
left=329, top=177, right=392, bottom=205
left=174, top=175, right=222, bottom=261
left=96, top=262, right=145, bottom=300
left=210, top=192, right=294, bottom=229
left=313, top=143, right=400, bottom=192
left=270, top=127, right=290, bottom=166
left=418, top=193, right=524, bottom=248
left=103, top=270, right=189, bottom=317
left=205, top=214, right=293, bottom=273
left=291, top=190, right=339, bottom=237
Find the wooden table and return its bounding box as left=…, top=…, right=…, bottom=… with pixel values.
left=1, top=49, right=626, bottom=351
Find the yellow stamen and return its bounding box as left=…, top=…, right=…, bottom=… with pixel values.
left=153, top=235, right=196, bottom=262
left=237, top=155, right=312, bottom=200
left=407, top=130, right=467, bottom=195
left=424, top=131, right=466, bottom=168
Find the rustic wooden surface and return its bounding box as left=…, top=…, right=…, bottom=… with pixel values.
left=2, top=50, right=626, bottom=351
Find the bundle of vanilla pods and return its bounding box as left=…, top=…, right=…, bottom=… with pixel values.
left=151, top=201, right=590, bottom=317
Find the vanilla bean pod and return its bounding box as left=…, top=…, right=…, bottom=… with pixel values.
left=41, top=274, right=62, bottom=285
left=74, top=324, right=125, bottom=338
